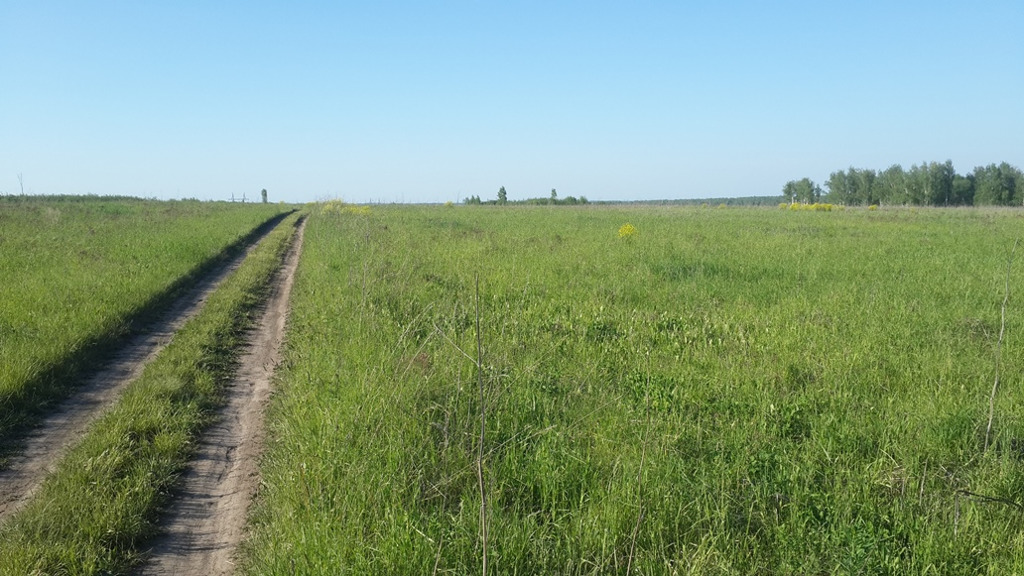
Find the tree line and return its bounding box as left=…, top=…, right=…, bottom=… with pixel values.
left=784, top=161, right=1024, bottom=206
left=464, top=187, right=589, bottom=206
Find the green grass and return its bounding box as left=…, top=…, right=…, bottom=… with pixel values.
left=246, top=205, right=1024, bottom=574
left=0, top=197, right=290, bottom=450
left=0, top=210, right=303, bottom=575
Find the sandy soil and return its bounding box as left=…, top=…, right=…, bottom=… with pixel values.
left=0, top=230, right=276, bottom=521
left=137, top=217, right=304, bottom=576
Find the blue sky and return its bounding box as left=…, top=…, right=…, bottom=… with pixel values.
left=2, top=1, right=1022, bottom=204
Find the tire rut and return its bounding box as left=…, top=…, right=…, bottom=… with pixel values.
left=137, top=217, right=305, bottom=576
left=0, top=221, right=285, bottom=521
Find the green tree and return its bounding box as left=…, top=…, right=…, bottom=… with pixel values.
left=550, top=188, right=557, bottom=201
left=497, top=186, right=508, bottom=205
left=952, top=173, right=975, bottom=205
left=849, top=168, right=878, bottom=205
left=826, top=170, right=853, bottom=204
left=782, top=181, right=797, bottom=203
left=876, top=164, right=907, bottom=205
left=261, top=188, right=268, bottom=204
left=905, top=164, right=928, bottom=205
left=925, top=160, right=955, bottom=206
left=792, top=178, right=820, bottom=203
left=900, top=161, right=956, bottom=206
left=973, top=163, right=1023, bottom=205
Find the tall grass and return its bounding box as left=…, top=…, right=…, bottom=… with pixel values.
left=247, top=205, right=1024, bottom=574
left=0, top=197, right=290, bottom=449
left=0, top=211, right=303, bottom=574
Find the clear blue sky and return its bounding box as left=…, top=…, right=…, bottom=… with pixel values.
left=2, top=1, right=1022, bottom=204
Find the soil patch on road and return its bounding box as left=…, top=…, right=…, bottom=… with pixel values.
left=137, top=217, right=305, bottom=576
left=0, top=217, right=289, bottom=521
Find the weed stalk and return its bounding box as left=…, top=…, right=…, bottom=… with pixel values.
left=985, top=238, right=1019, bottom=452
left=626, top=351, right=652, bottom=575
left=475, top=273, right=489, bottom=576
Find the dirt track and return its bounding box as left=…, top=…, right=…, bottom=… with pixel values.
left=0, top=226, right=277, bottom=521
left=137, top=217, right=305, bottom=575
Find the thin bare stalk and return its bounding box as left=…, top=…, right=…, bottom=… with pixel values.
left=626, top=352, right=652, bottom=576
left=985, top=238, right=1019, bottom=452
left=954, top=491, right=960, bottom=538
left=475, top=274, right=488, bottom=576
left=432, top=530, right=445, bottom=576
left=956, top=488, right=1024, bottom=510
left=918, top=460, right=927, bottom=503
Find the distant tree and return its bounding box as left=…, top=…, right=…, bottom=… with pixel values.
left=497, top=186, right=508, bottom=205
left=787, top=159, right=1022, bottom=207
left=974, top=162, right=1022, bottom=205
left=261, top=188, right=268, bottom=203
left=849, top=168, right=878, bottom=205
left=826, top=170, right=852, bottom=204
left=782, top=181, right=797, bottom=203
left=464, top=195, right=482, bottom=205
left=876, top=164, right=907, bottom=205
left=926, top=160, right=955, bottom=206
left=551, top=188, right=557, bottom=201
left=792, top=178, right=821, bottom=203
left=905, top=164, right=928, bottom=205
left=952, top=173, right=975, bottom=205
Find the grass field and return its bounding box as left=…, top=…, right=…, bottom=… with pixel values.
left=245, top=205, right=1024, bottom=574
left=0, top=209, right=303, bottom=574
left=0, top=196, right=290, bottom=449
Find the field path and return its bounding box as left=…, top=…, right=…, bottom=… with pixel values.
left=137, top=217, right=305, bottom=576
left=0, top=220, right=287, bottom=522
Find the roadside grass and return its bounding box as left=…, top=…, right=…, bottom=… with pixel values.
left=0, top=197, right=290, bottom=454
left=0, top=211, right=303, bottom=575
left=247, top=205, right=1024, bottom=574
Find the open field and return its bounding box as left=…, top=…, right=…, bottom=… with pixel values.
left=0, top=205, right=303, bottom=574
left=0, top=197, right=290, bottom=450
left=2, top=199, right=1023, bottom=574
left=246, top=205, right=1024, bottom=574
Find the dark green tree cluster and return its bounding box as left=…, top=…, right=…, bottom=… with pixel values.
left=782, top=178, right=822, bottom=203
left=785, top=161, right=1024, bottom=206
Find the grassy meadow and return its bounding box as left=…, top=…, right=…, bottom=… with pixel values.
left=0, top=209, right=303, bottom=574
left=246, top=205, right=1024, bottom=574
left=0, top=196, right=290, bottom=450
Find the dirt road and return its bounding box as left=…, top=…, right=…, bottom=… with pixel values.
left=137, top=217, right=305, bottom=575
left=0, top=223, right=282, bottom=521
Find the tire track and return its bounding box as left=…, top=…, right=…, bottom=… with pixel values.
left=0, top=221, right=285, bottom=521
left=137, top=217, right=305, bottom=575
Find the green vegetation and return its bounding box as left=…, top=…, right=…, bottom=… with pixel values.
left=785, top=161, right=1024, bottom=206
left=0, top=210, right=303, bottom=574
left=464, top=185, right=590, bottom=205
left=247, top=205, right=1024, bottom=574
left=0, top=196, right=289, bottom=453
